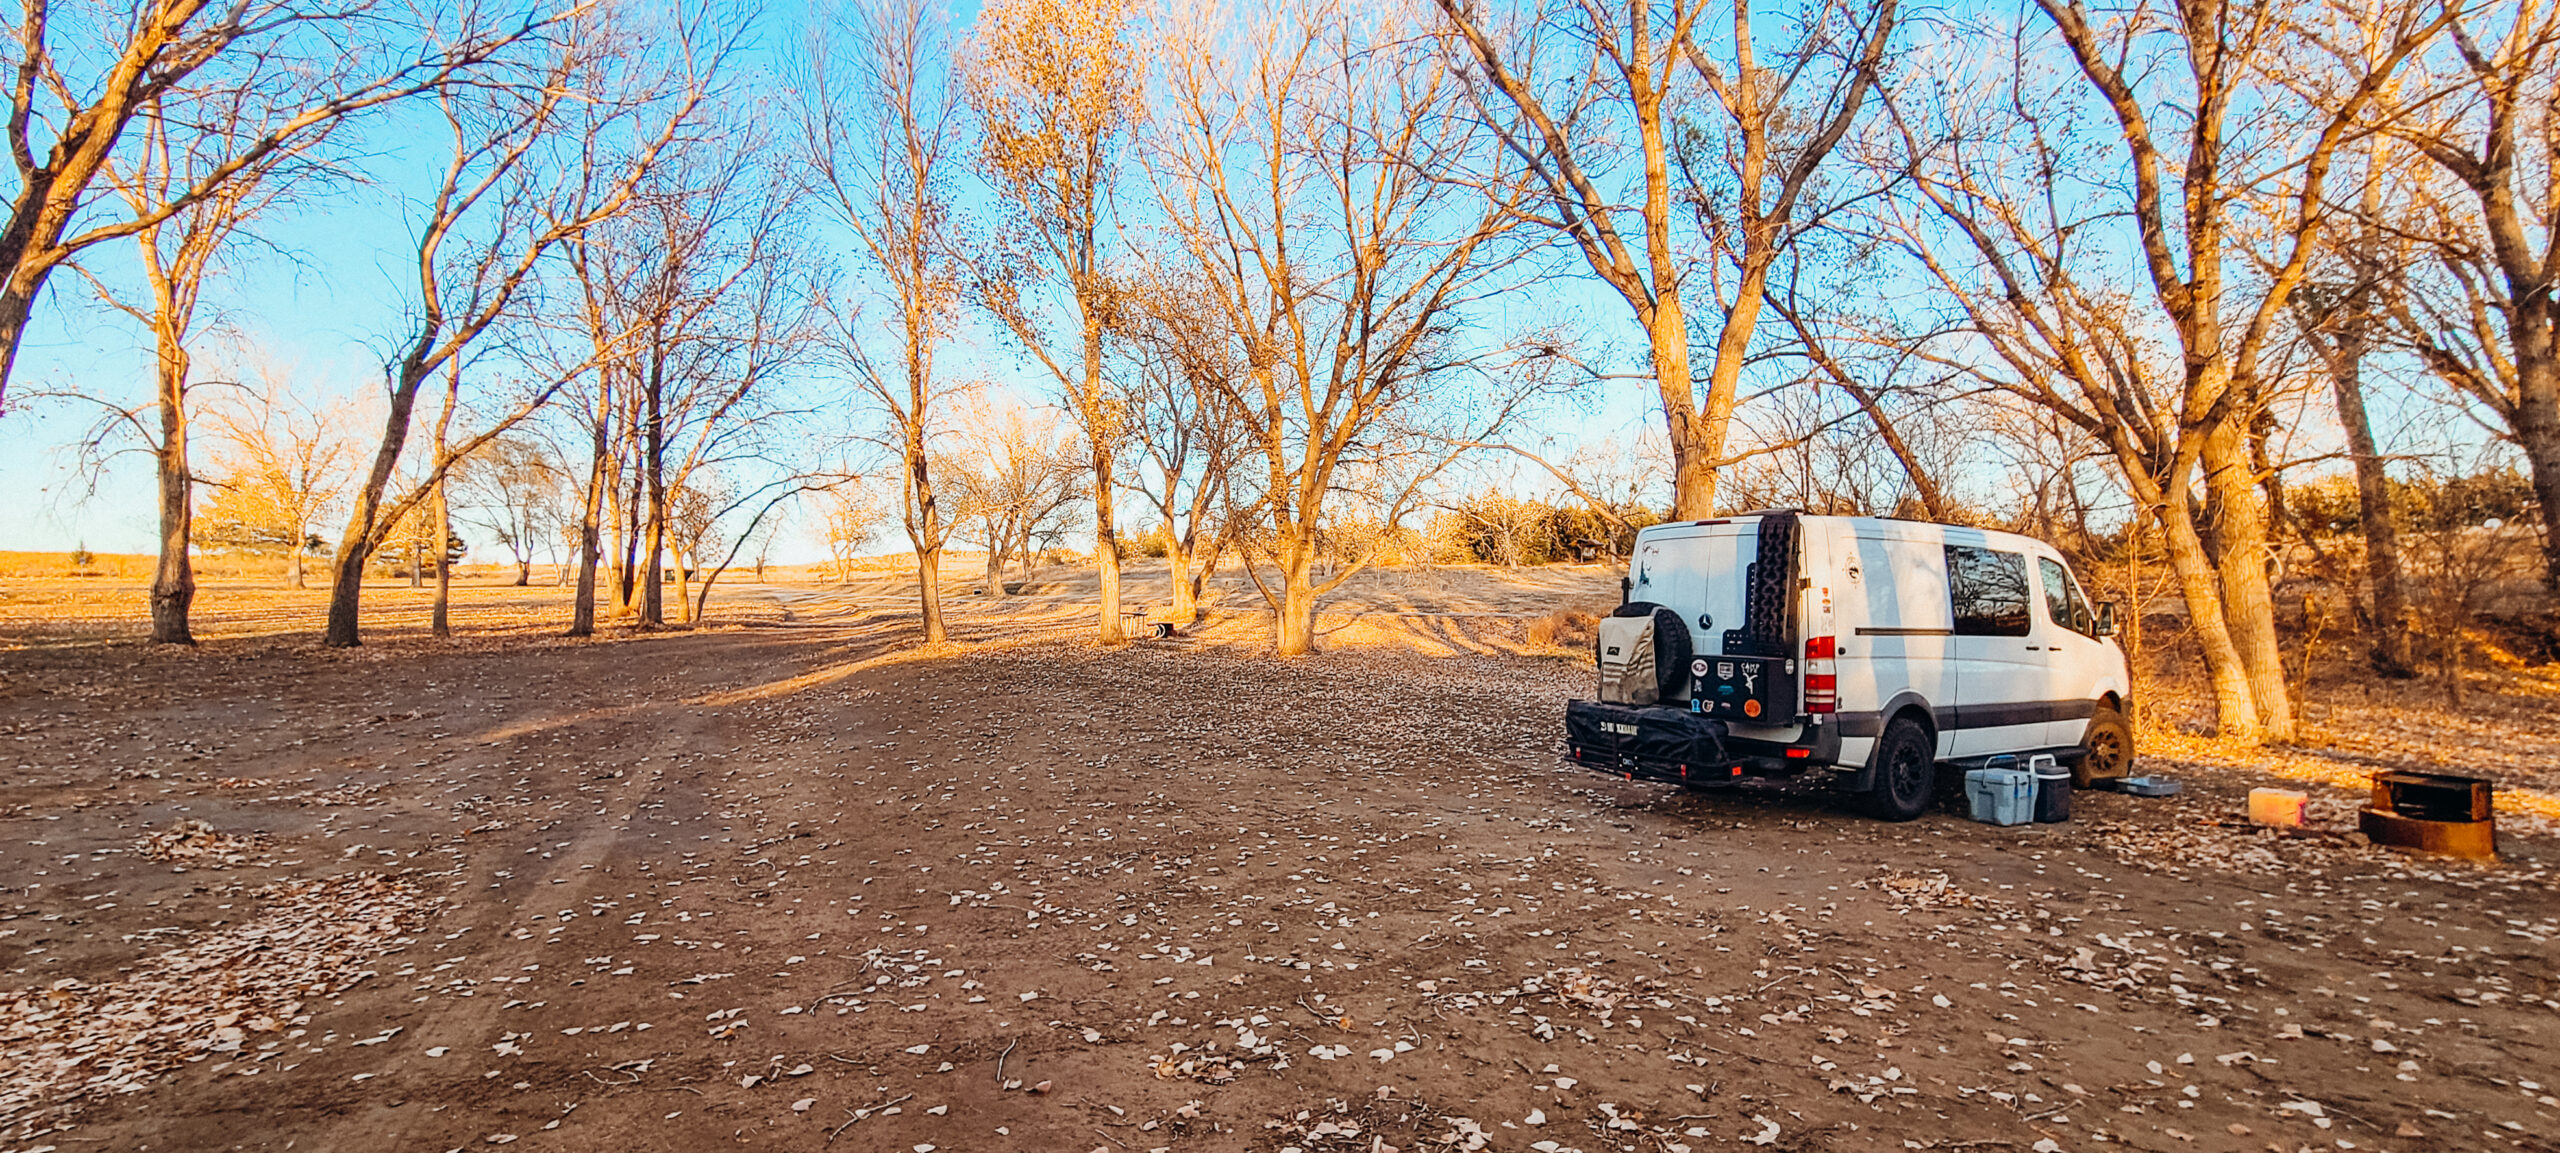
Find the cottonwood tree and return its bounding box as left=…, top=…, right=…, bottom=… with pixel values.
left=945, top=390, right=1084, bottom=597
left=325, top=9, right=720, bottom=647
left=1116, top=278, right=1246, bottom=624
left=0, top=0, right=554, bottom=412
left=455, top=434, right=568, bottom=585
left=196, top=368, right=356, bottom=586
left=577, top=144, right=809, bottom=630
left=1153, top=0, right=1547, bottom=655
left=2294, top=142, right=2416, bottom=675
left=1430, top=0, right=1899, bottom=518
left=963, top=0, right=1144, bottom=642
left=804, top=0, right=969, bottom=643
left=2381, top=0, right=2560, bottom=591
left=1876, top=0, right=2445, bottom=742
left=63, top=96, right=300, bottom=643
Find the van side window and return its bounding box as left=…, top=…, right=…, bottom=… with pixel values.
left=1945, top=546, right=2031, bottom=637
left=2038, top=556, right=2094, bottom=636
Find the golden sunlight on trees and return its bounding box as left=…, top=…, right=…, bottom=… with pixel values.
left=962, top=0, right=1145, bottom=642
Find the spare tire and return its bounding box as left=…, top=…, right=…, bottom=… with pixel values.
left=1610, top=601, right=1693, bottom=705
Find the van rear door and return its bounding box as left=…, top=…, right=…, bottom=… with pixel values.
left=1628, top=524, right=1756, bottom=663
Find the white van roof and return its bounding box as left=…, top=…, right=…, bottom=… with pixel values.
left=1640, top=512, right=2067, bottom=559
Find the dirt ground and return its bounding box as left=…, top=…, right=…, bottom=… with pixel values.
left=3, top=569, right=2558, bottom=1153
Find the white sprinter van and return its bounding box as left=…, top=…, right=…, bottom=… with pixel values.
left=1563, top=510, right=2134, bottom=820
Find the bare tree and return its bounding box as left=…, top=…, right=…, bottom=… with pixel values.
left=805, top=0, right=969, bottom=643
left=1117, top=275, right=1246, bottom=623
left=821, top=479, right=888, bottom=583
left=945, top=391, right=1084, bottom=597
left=2381, top=0, right=2560, bottom=591
left=455, top=434, right=569, bottom=586
left=61, top=95, right=300, bottom=642
left=1155, top=0, right=1547, bottom=654
left=0, top=0, right=554, bottom=412
left=578, top=143, right=809, bottom=630
left=2295, top=142, right=2416, bottom=675
left=963, top=0, right=1144, bottom=642
left=1875, top=0, right=2442, bottom=742
left=1430, top=0, right=1899, bottom=518
left=324, top=9, right=719, bottom=647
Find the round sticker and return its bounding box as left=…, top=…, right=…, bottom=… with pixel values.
left=1743, top=699, right=1762, bottom=718
left=1690, top=658, right=1709, bottom=677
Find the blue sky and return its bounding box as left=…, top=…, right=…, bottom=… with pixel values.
left=0, top=0, right=1669, bottom=563
left=0, top=0, right=2483, bottom=564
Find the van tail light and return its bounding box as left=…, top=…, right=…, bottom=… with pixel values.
left=1803, top=635, right=1837, bottom=713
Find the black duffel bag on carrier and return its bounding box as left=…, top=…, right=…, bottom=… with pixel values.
left=1564, top=699, right=1731, bottom=785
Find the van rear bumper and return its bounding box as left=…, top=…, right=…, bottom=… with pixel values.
left=1562, top=700, right=1736, bottom=785
left=1726, top=717, right=1843, bottom=775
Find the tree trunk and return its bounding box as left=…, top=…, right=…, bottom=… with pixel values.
left=1692, top=263, right=1773, bottom=518
left=325, top=369, right=429, bottom=648
left=431, top=477, right=453, bottom=638
left=1275, top=545, right=1317, bottom=657
left=915, top=543, right=946, bottom=644
left=1166, top=529, right=1196, bottom=625
left=984, top=522, right=1008, bottom=598
left=674, top=544, right=695, bottom=626
left=615, top=469, right=641, bottom=616
left=1652, top=299, right=1717, bottom=520
left=2320, top=321, right=2415, bottom=675
left=2156, top=494, right=2264, bottom=744
left=150, top=345, right=196, bottom=646
left=641, top=379, right=667, bottom=627
left=570, top=430, right=607, bottom=637
left=641, top=514, right=666, bottom=627
left=910, top=441, right=947, bottom=644
left=287, top=541, right=304, bottom=591
left=1079, top=308, right=1126, bottom=643
left=0, top=265, right=42, bottom=416
left=2200, top=419, right=2296, bottom=741
left=2513, top=349, right=2560, bottom=592
left=1092, top=450, right=1124, bottom=644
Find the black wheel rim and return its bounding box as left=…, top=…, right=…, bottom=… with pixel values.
left=1890, top=739, right=1928, bottom=800
left=2086, top=731, right=2124, bottom=776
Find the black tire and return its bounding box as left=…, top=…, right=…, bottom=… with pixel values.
left=1861, top=715, right=1937, bottom=822
left=1609, top=601, right=1693, bottom=704
left=2076, top=707, right=2134, bottom=786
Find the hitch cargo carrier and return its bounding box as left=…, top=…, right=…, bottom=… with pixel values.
left=1563, top=699, right=1734, bottom=785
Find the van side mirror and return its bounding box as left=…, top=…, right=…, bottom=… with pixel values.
left=2094, top=601, right=2119, bottom=637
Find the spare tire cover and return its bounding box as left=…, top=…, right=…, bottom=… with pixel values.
left=1611, top=601, right=1693, bottom=705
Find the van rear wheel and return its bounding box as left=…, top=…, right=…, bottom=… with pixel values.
left=1862, top=716, right=1936, bottom=822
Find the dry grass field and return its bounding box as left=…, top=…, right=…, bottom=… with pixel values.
left=2, top=557, right=2556, bottom=1152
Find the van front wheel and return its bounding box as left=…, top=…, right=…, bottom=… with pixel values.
left=1862, top=717, right=1937, bottom=822
left=2076, top=708, right=2134, bottom=786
